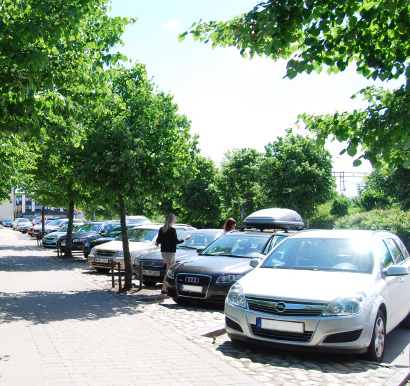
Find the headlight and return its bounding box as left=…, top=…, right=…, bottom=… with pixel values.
left=114, top=250, right=124, bottom=257
left=167, top=264, right=178, bottom=280
left=216, top=274, right=244, bottom=283
left=85, top=242, right=90, bottom=247
left=133, top=258, right=141, bottom=267
left=226, top=283, right=247, bottom=308
left=90, top=248, right=96, bottom=255
left=323, top=293, right=366, bottom=316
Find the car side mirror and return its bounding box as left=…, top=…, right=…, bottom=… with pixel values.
left=385, top=265, right=408, bottom=276
left=196, top=248, right=204, bottom=253
left=250, top=259, right=261, bottom=268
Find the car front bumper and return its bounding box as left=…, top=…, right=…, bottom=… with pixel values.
left=224, top=301, right=375, bottom=354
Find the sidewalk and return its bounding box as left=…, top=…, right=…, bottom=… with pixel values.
left=0, top=231, right=258, bottom=385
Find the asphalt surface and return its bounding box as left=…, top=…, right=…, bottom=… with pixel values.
left=0, top=227, right=409, bottom=385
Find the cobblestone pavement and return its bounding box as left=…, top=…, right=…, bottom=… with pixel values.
left=57, top=247, right=410, bottom=386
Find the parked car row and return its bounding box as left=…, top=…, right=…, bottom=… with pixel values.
left=11, top=208, right=410, bottom=362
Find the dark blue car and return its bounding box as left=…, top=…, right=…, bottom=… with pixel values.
left=1, top=218, right=13, bottom=227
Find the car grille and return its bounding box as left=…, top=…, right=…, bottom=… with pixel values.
left=96, top=250, right=116, bottom=257
left=250, top=324, right=313, bottom=342
left=142, top=260, right=164, bottom=268
left=176, top=274, right=211, bottom=298
left=247, top=297, right=326, bottom=317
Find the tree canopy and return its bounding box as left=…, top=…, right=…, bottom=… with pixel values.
left=259, top=133, right=335, bottom=219
left=180, top=0, right=409, bottom=170
left=1, top=0, right=132, bottom=135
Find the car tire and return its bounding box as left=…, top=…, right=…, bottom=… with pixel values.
left=400, top=311, right=410, bottom=329
left=95, top=268, right=111, bottom=274
left=366, top=310, right=386, bottom=362
left=142, top=279, right=158, bottom=287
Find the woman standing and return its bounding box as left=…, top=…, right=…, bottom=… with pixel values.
left=223, top=217, right=236, bottom=233
left=157, top=213, right=190, bottom=294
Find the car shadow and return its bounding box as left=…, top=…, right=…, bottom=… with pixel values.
left=0, top=289, right=142, bottom=326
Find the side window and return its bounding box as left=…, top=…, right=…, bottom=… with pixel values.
left=265, top=235, right=287, bottom=254
left=375, top=239, right=393, bottom=268
left=384, top=238, right=405, bottom=264
left=394, top=238, right=410, bottom=261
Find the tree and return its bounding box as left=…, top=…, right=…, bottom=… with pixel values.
left=259, top=133, right=334, bottom=219
left=218, top=148, right=263, bottom=224
left=174, top=156, right=222, bottom=228
left=358, top=167, right=410, bottom=210
left=1, top=0, right=132, bottom=135
left=180, top=1, right=409, bottom=170
left=0, top=133, right=33, bottom=202
left=81, top=64, right=198, bottom=291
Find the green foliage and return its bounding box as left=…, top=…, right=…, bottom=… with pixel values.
left=174, top=156, right=222, bottom=228
left=359, top=189, right=393, bottom=211
left=359, top=167, right=410, bottom=210
left=181, top=0, right=410, bottom=170
left=218, top=148, right=263, bottom=224
left=259, top=133, right=335, bottom=219
left=334, top=208, right=410, bottom=250
left=0, top=133, right=33, bottom=202
left=0, top=0, right=132, bottom=135
left=330, top=195, right=349, bottom=217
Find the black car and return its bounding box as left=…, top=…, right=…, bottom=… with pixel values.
left=133, top=229, right=224, bottom=286
left=166, top=208, right=304, bottom=305
left=83, top=224, right=134, bottom=258
left=58, top=221, right=119, bottom=254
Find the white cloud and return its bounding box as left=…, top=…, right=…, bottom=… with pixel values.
left=162, top=19, right=180, bottom=31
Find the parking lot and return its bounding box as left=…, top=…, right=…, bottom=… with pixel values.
left=1, top=228, right=409, bottom=385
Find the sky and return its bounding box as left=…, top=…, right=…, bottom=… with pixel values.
left=107, top=0, right=402, bottom=196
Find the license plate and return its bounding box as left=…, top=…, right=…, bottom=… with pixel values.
left=94, top=258, right=109, bottom=264
left=179, top=284, right=203, bottom=293
left=256, top=318, right=304, bottom=333
left=143, top=270, right=160, bottom=277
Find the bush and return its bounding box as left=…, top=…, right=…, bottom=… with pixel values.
left=359, top=189, right=392, bottom=211
left=334, top=208, right=410, bottom=250
left=330, top=196, right=349, bottom=217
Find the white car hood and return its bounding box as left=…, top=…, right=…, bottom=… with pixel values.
left=95, top=240, right=153, bottom=252
left=239, top=268, right=375, bottom=302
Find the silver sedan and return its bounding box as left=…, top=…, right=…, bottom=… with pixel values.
left=225, top=229, right=410, bottom=362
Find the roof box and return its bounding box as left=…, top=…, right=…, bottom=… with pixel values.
left=243, top=208, right=304, bottom=230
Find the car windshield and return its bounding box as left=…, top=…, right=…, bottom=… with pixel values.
left=19, top=218, right=31, bottom=223
left=177, top=231, right=220, bottom=250
left=262, top=238, right=374, bottom=273
left=77, top=223, right=102, bottom=232
left=127, top=228, right=158, bottom=242
left=201, top=233, right=269, bottom=258
left=48, top=219, right=63, bottom=226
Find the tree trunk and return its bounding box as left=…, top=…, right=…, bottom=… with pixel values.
left=119, top=193, right=132, bottom=291
left=64, top=199, right=75, bottom=258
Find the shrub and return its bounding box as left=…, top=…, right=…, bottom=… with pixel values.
left=330, top=196, right=349, bottom=217
left=334, top=208, right=410, bottom=250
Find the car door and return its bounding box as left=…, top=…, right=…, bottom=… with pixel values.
left=383, top=237, right=410, bottom=327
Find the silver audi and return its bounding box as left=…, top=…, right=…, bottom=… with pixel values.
left=225, top=229, right=410, bottom=362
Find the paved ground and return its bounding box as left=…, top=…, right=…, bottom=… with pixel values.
left=0, top=228, right=409, bottom=385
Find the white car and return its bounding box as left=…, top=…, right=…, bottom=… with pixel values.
left=88, top=223, right=196, bottom=273
left=225, top=229, right=410, bottom=362
left=13, top=218, right=32, bottom=231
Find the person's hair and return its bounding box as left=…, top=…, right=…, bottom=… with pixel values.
left=223, top=217, right=236, bottom=231
left=162, top=213, right=176, bottom=233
